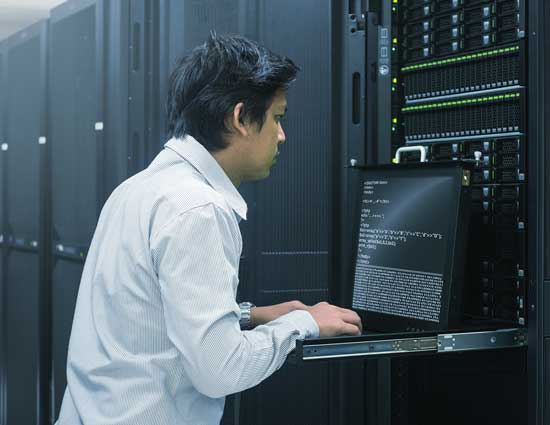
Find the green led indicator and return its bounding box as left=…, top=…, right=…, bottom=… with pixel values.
left=401, top=44, right=519, bottom=73
left=402, top=92, right=521, bottom=113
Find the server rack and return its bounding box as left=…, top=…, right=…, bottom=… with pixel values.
left=48, top=0, right=99, bottom=419
left=2, top=20, right=50, bottom=425
left=0, top=39, right=7, bottom=425
left=157, top=2, right=337, bottom=423
left=530, top=1, right=549, bottom=422
left=48, top=0, right=161, bottom=421
left=157, top=3, right=248, bottom=423
left=292, top=0, right=547, bottom=424
left=128, top=0, right=162, bottom=170
left=391, top=0, right=533, bottom=422
left=244, top=1, right=334, bottom=424
left=101, top=0, right=132, bottom=198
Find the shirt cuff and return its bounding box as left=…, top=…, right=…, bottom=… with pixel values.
left=278, top=310, right=320, bottom=339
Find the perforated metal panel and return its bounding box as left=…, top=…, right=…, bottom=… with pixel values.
left=161, top=4, right=245, bottom=424
left=128, top=0, right=162, bottom=172
left=0, top=41, right=5, bottom=425
left=49, top=1, right=99, bottom=419
left=3, top=22, right=47, bottom=425
left=407, top=349, right=528, bottom=424
left=546, top=338, right=550, bottom=424
left=50, top=1, right=98, bottom=246
left=6, top=32, right=41, bottom=241
left=102, top=0, right=130, bottom=199
left=255, top=0, right=331, bottom=306
left=251, top=2, right=332, bottom=423
left=51, top=260, right=83, bottom=417
left=159, top=2, right=334, bottom=423
left=167, top=0, right=240, bottom=64
left=0, top=45, right=5, bottom=239
left=5, top=251, right=40, bottom=425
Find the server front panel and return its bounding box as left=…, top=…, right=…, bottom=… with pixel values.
left=392, top=0, right=527, bottom=327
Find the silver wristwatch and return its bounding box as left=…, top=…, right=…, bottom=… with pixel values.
left=239, top=301, right=256, bottom=329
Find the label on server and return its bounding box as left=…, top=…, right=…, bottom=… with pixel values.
left=352, top=177, right=454, bottom=322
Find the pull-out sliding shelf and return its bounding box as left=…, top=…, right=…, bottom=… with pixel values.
left=293, top=328, right=526, bottom=363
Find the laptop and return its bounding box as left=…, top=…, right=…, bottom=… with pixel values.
left=347, top=162, right=472, bottom=333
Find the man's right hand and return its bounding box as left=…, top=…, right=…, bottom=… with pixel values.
left=307, top=302, right=363, bottom=337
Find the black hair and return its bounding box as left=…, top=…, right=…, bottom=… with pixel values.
left=166, top=33, right=299, bottom=152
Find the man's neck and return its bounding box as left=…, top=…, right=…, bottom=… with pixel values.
left=211, top=148, right=242, bottom=188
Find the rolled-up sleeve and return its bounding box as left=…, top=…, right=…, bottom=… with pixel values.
left=150, top=203, right=319, bottom=399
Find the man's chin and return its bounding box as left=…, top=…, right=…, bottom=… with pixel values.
left=244, top=169, right=271, bottom=182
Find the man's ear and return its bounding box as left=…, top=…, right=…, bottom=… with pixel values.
left=230, top=102, right=249, bottom=137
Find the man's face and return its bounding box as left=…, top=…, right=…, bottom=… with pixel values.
left=241, top=91, right=287, bottom=181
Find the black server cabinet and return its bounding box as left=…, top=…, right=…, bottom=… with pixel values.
left=102, top=0, right=132, bottom=197
left=297, top=0, right=545, bottom=424
left=157, top=4, right=250, bottom=423
left=3, top=20, right=50, bottom=425
left=245, top=2, right=334, bottom=425
left=100, top=0, right=153, bottom=200
left=48, top=0, right=100, bottom=419
left=529, top=1, right=549, bottom=424
left=157, top=1, right=335, bottom=424
left=101, top=0, right=160, bottom=195
left=128, top=0, right=162, bottom=170
left=49, top=0, right=159, bottom=420
left=0, top=39, right=7, bottom=425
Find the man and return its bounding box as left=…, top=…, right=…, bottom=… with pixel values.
left=57, top=33, right=362, bottom=425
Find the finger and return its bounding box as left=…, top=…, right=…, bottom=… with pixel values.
left=293, top=301, right=308, bottom=309
left=339, top=310, right=363, bottom=331
left=336, top=306, right=357, bottom=316
left=348, top=313, right=363, bottom=333
left=340, top=323, right=361, bottom=336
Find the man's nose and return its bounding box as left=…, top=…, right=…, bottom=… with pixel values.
left=278, top=122, right=286, bottom=144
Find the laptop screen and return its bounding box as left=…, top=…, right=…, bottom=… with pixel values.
left=350, top=164, right=471, bottom=332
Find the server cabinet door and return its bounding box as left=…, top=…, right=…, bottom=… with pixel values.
left=245, top=1, right=334, bottom=424
left=0, top=40, right=6, bottom=425
left=4, top=20, right=49, bottom=425
left=49, top=1, right=99, bottom=418
left=128, top=0, right=162, bottom=171
left=159, top=2, right=246, bottom=424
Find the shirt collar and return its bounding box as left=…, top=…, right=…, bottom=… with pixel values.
left=164, top=136, right=248, bottom=221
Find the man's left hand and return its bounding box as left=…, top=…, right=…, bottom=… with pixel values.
left=250, top=300, right=308, bottom=327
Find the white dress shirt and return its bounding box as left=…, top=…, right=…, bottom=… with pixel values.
left=56, top=136, right=319, bottom=425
